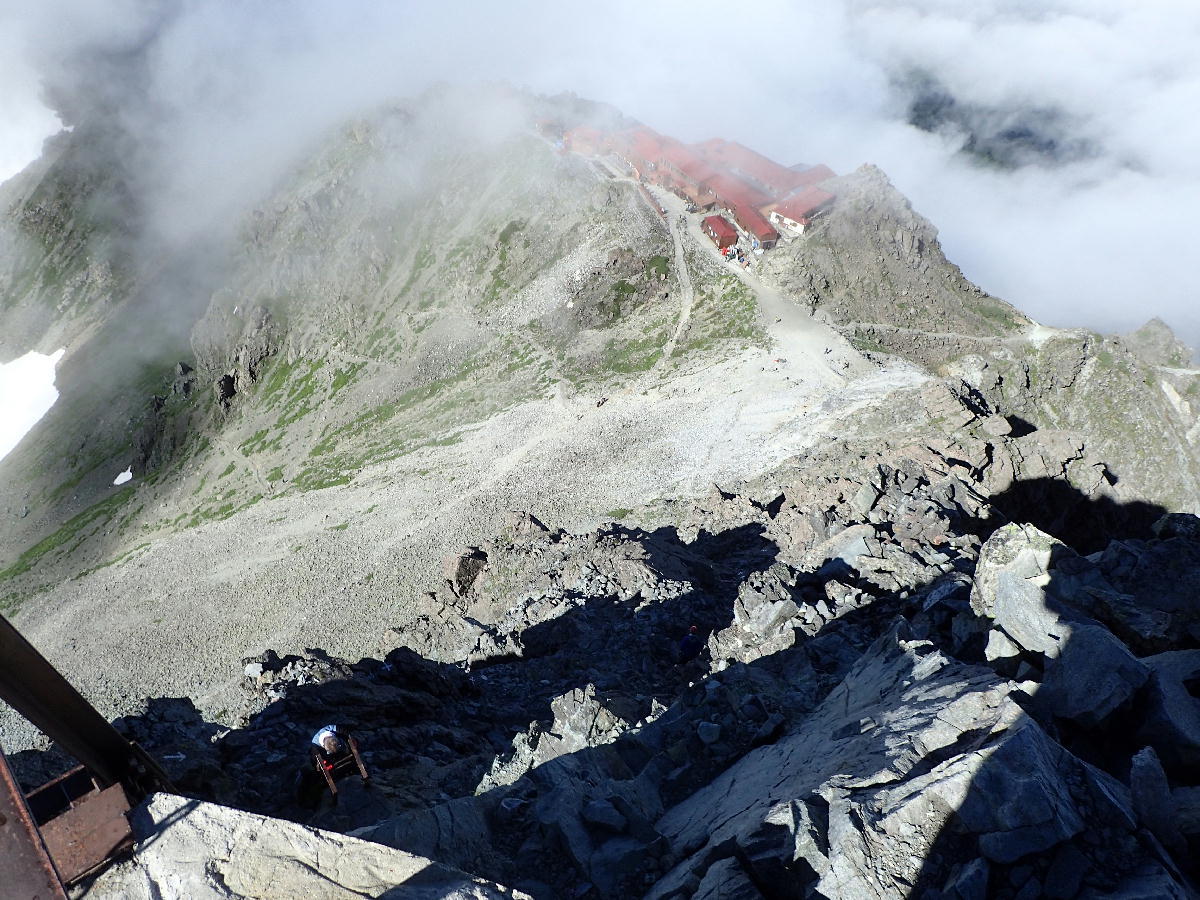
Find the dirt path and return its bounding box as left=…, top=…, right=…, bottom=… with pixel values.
left=214, top=433, right=272, bottom=496
left=843, top=320, right=1044, bottom=349
left=654, top=200, right=696, bottom=370
left=640, top=183, right=870, bottom=385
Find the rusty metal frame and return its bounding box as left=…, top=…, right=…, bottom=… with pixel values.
left=37, top=775, right=135, bottom=884
left=0, top=612, right=173, bottom=886
left=0, top=747, right=68, bottom=899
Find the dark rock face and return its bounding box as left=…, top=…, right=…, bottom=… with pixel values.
left=215, top=373, right=236, bottom=406
left=86, top=435, right=1200, bottom=898
left=899, top=70, right=1096, bottom=169
left=444, top=547, right=489, bottom=598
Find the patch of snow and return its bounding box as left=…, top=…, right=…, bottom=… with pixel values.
left=114, top=467, right=133, bottom=486
left=0, top=348, right=64, bottom=462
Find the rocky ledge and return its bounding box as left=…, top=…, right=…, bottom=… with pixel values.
left=80, top=792, right=527, bottom=899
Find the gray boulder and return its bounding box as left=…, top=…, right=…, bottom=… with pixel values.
left=943, top=858, right=990, bottom=900
left=1034, top=621, right=1148, bottom=728
left=351, top=795, right=492, bottom=867
left=1153, top=512, right=1200, bottom=542
left=477, top=683, right=637, bottom=790
left=1092, top=534, right=1200, bottom=647
left=970, top=523, right=1072, bottom=658
left=1173, top=786, right=1200, bottom=837
left=1136, top=650, right=1200, bottom=773
left=1130, top=746, right=1186, bottom=860
left=697, top=721, right=722, bottom=744
left=582, top=798, right=627, bottom=832
left=692, top=856, right=761, bottom=899
left=709, top=573, right=802, bottom=668
left=972, top=524, right=1149, bottom=726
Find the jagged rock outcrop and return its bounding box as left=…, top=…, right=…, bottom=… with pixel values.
left=192, top=303, right=284, bottom=411
left=11, top=440, right=1191, bottom=898
left=945, top=332, right=1200, bottom=522
left=647, top=622, right=1175, bottom=899
left=1125, top=317, right=1195, bottom=368
left=760, top=164, right=1027, bottom=341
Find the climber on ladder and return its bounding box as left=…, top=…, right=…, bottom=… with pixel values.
left=309, top=724, right=369, bottom=800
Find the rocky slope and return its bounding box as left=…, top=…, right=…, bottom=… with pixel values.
left=760, top=164, right=1028, bottom=343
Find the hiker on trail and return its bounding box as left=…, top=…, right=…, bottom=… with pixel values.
left=677, top=625, right=703, bottom=664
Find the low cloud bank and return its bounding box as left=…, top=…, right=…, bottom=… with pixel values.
left=1, top=0, right=1197, bottom=346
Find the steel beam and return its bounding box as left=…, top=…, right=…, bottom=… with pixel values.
left=0, top=613, right=137, bottom=788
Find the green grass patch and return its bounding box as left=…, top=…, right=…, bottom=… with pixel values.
left=675, top=277, right=765, bottom=355
left=183, top=493, right=264, bottom=529
left=398, top=243, right=435, bottom=298
left=498, top=220, right=524, bottom=245
left=849, top=332, right=890, bottom=355
left=0, top=487, right=135, bottom=582
left=330, top=361, right=365, bottom=396
left=599, top=332, right=665, bottom=374
left=613, top=279, right=636, bottom=298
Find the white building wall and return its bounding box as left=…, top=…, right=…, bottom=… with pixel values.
left=768, top=211, right=806, bottom=237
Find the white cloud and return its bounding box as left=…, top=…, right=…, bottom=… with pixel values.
left=0, top=31, right=62, bottom=184
left=2, top=0, right=1198, bottom=345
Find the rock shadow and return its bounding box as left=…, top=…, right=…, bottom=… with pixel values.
left=986, top=476, right=1164, bottom=554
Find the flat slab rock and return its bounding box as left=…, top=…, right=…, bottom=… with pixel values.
left=645, top=622, right=1176, bottom=899
left=79, top=792, right=526, bottom=900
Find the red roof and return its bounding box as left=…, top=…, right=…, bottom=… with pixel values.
left=732, top=203, right=779, bottom=242
left=706, top=173, right=771, bottom=210
left=658, top=141, right=719, bottom=186
left=564, top=125, right=603, bottom=151
left=613, top=127, right=662, bottom=167
left=772, top=187, right=835, bottom=222
left=791, top=164, right=836, bottom=188
left=693, top=139, right=808, bottom=196
left=702, top=215, right=738, bottom=242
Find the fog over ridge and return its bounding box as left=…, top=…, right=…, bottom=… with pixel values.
left=2, top=0, right=1198, bottom=347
